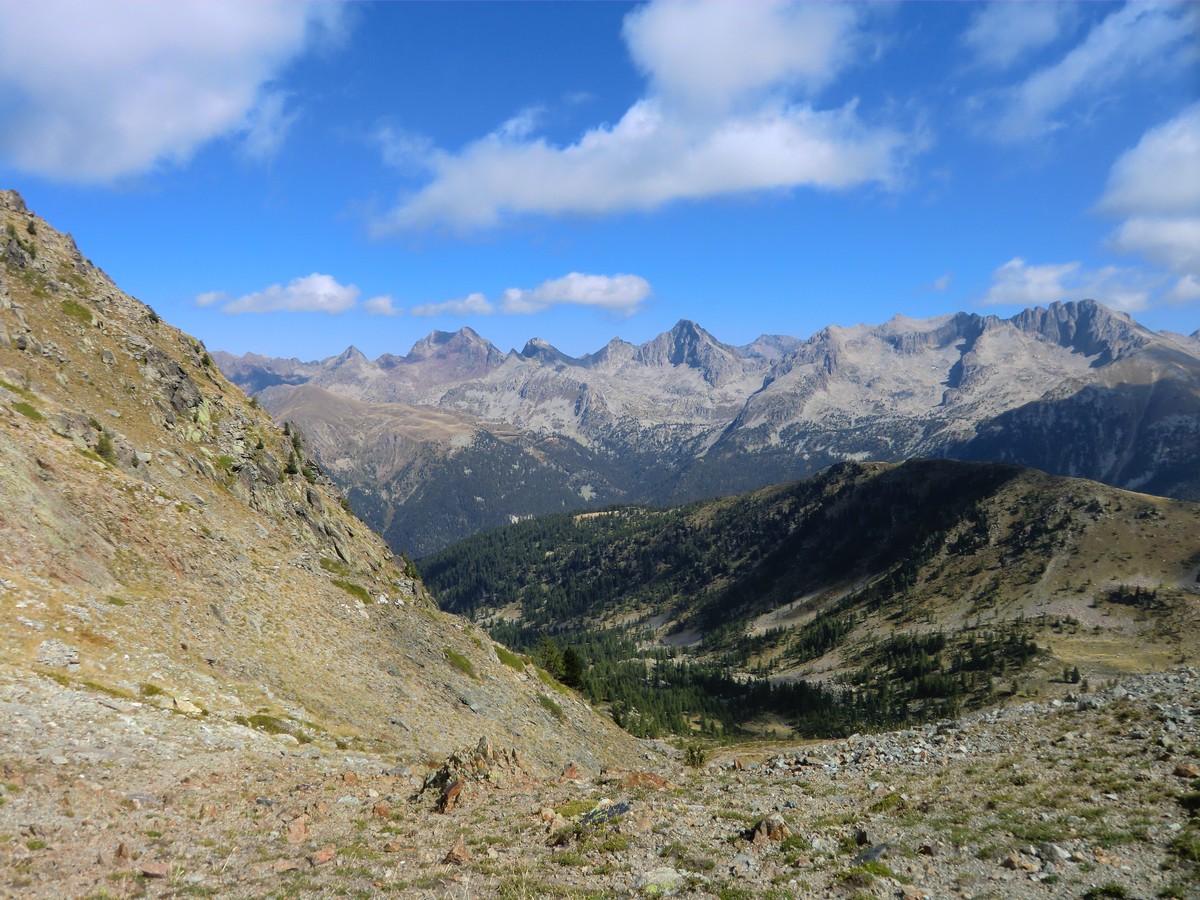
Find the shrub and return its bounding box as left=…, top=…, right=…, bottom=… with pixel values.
left=96, top=431, right=117, bottom=464
left=444, top=647, right=477, bottom=680
left=538, top=694, right=564, bottom=720
left=495, top=645, right=526, bottom=671
left=60, top=298, right=92, bottom=325
left=13, top=401, right=42, bottom=421
left=331, top=579, right=370, bottom=603
left=319, top=557, right=351, bottom=576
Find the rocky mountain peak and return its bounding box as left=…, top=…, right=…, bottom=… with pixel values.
left=520, top=336, right=580, bottom=367
left=635, top=318, right=743, bottom=385
left=0, top=188, right=28, bottom=213
left=329, top=344, right=370, bottom=368
left=1009, top=299, right=1148, bottom=365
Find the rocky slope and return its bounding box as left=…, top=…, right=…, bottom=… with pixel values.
left=0, top=188, right=638, bottom=774
left=219, top=303, right=1200, bottom=556
left=2, top=662, right=1197, bottom=897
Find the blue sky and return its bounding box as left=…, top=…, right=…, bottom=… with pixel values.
left=1, top=2, right=1196, bottom=359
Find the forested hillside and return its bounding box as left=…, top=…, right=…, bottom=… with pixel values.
left=421, top=459, right=1200, bottom=739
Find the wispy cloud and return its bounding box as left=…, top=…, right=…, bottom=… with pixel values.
left=363, top=295, right=401, bottom=317
left=501, top=273, right=651, bottom=316
left=373, top=1, right=912, bottom=234
left=199, top=273, right=360, bottom=314
left=980, top=257, right=1156, bottom=312
left=962, top=3, right=1076, bottom=71
left=985, top=4, right=1197, bottom=143
left=0, top=2, right=344, bottom=181
left=240, top=91, right=301, bottom=163
left=410, top=293, right=495, bottom=318
left=409, top=273, right=653, bottom=319
left=925, top=271, right=953, bottom=293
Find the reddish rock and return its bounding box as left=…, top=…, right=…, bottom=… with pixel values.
left=383, top=840, right=403, bottom=853
left=560, top=763, right=581, bottom=781
left=443, top=837, right=471, bottom=865
left=1174, top=762, right=1199, bottom=778
left=308, top=846, right=336, bottom=867
left=343, top=772, right=359, bottom=785
left=438, top=778, right=463, bottom=813
left=286, top=817, right=308, bottom=845
left=750, top=812, right=791, bottom=845
left=372, top=801, right=391, bottom=819
left=140, top=861, right=170, bottom=879
left=619, top=771, right=669, bottom=790
left=115, top=841, right=130, bottom=861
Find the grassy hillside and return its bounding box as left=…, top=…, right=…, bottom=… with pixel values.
left=421, top=459, right=1200, bottom=738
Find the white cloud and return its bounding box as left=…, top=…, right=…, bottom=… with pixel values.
left=363, top=295, right=401, bottom=317
left=622, top=1, right=861, bottom=112
left=0, top=2, right=342, bottom=181
left=1099, top=103, right=1200, bottom=218
left=990, top=4, right=1197, bottom=143
left=1110, top=217, right=1200, bottom=276
left=930, top=272, right=953, bottom=292
left=410, top=293, right=495, bottom=318
left=377, top=99, right=907, bottom=233
left=962, top=3, right=1076, bottom=70
left=195, top=291, right=226, bottom=308
left=980, top=257, right=1155, bottom=312
left=501, top=273, right=652, bottom=315
left=374, top=1, right=910, bottom=233
left=1168, top=274, right=1200, bottom=304
left=1097, top=104, right=1200, bottom=296
left=205, top=273, right=360, bottom=315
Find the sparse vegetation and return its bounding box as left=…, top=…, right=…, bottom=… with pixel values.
left=96, top=430, right=117, bottom=464
left=13, top=401, right=43, bottom=421
left=495, top=645, right=526, bottom=671
left=331, top=579, right=370, bottom=603
left=538, top=693, right=564, bottom=720
left=60, top=298, right=93, bottom=325
left=443, top=647, right=476, bottom=679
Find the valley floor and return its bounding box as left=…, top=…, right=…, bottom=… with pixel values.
left=0, top=668, right=1197, bottom=899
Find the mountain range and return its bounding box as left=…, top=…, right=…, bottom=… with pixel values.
left=218, top=302, right=1200, bottom=556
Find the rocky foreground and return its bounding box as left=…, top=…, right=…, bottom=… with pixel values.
left=1, top=668, right=1197, bottom=899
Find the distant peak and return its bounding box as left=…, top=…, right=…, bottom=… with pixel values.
left=520, top=337, right=580, bottom=366
left=332, top=345, right=368, bottom=364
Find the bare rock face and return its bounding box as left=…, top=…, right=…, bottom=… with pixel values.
left=220, top=299, right=1200, bottom=555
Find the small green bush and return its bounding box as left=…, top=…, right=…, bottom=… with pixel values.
left=538, top=694, right=564, bottom=720
left=138, top=683, right=165, bottom=698
left=60, top=298, right=92, bottom=325
left=1083, top=884, right=1131, bottom=899
left=319, top=557, right=351, bottom=576
left=13, top=401, right=42, bottom=421
left=444, top=647, right=477, bottom=680
left=1169, top=827, right=1200, bottom=863
left=331, top=579, right=370, bottom=603
left=495, top=645, right=526, bottom=670
left=96, top=431, right=117, bottom=464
